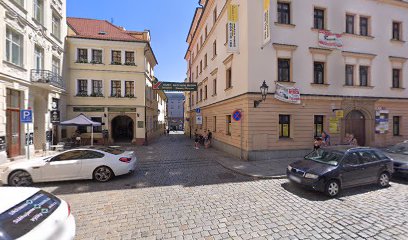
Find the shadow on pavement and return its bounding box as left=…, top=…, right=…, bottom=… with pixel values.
left=392, top=175, right=408, bottom=185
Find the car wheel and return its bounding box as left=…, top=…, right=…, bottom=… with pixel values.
left=325, top=180, right=340, bottom=197
left=378, top=172, right=390, bottom=188
left=8, top=171, right=33, bottom=186
left=93, top=166, right=113, bottom=182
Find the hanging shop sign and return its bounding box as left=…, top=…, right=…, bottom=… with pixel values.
left=318, top=30, right=343, bottom=49
left=274, top=83, right=301, bottom=104
left=335, top=110, right=344, bottom=119
left=152, top=81, right=197, bottom=91
left=262, top=0, right=271, bottom=46
left=375, top=109, right=389, bottom=134
left=227, top=4, right=239, bottom=53
left=329, top=117, right=340, bottom=134
left=50, top=110, right=60, bottom=123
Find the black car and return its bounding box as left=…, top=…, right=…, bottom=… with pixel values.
left=384, top=142, right=408, bottom=177
left=286, top=146, right=394, bottom=197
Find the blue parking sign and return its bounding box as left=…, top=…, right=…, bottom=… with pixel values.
left=20, top=110, right=33, bottom=123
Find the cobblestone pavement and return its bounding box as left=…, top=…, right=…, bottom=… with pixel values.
left=37, top=133, right=408, bottom=240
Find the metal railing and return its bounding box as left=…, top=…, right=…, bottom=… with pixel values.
left=30, top=69, right=64, bottom=89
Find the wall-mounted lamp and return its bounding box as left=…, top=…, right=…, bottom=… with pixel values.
left=254, top=81, right=269, bottom=108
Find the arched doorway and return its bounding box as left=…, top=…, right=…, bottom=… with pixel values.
left=345, top=110, right=366, bottom=146
left=111, top=116, right=134, bottom=142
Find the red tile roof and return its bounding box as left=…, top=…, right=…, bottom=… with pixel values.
left=67, top=17, right=147, bottom=42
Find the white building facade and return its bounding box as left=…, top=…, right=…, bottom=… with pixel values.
left=0, top=0, right=67, bottom=161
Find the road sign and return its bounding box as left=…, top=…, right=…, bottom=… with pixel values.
left=20, top=109, right=33, bottom=123
left=196, top=108, right=201, bottom=114
left=232, top=110, right=242, bottom=121
left=152, top=81, right=197, bottom=91
left=196, top=115, right=203, bottom=125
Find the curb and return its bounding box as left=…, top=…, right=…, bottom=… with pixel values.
left=215, top=159, right=287, bottom=180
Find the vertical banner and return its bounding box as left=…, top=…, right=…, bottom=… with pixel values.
left=227, top=4, right=239, bottom=53
left=262, top=0, right=271, bottom=46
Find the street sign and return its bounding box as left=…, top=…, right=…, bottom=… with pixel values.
left=232, top=110, right=242, bottom=121
left=152, top=81, right=197, bottom=91
left=196, top=108, right=201, bottom=114
left=196, top=115, right=203, bottom=125
left=20, top=109, right=33, bottom=123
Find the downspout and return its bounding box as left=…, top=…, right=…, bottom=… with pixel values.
left=187, top=49, right=193, bottom=139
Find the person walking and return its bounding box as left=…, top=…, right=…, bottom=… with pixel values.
left=194, top=132, right=200, bottom=149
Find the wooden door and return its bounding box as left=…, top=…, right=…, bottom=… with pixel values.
left=345, top=110, right=366, bottom=146
left=6, top=109, right=21, bottom=157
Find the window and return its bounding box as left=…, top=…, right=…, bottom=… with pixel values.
left=200, top=60, right=203, bottom=73
left=12, top=0, right=24, bottom=7
left=226, top=68, right=232, bottom=89
left=111, top=80, right=121, bottom=97
left=77, top=80, right=88, bottom=96
left=277, top=2, right=290, bottom=24
left=213, top=78, right=217, bottom=95
left=111, top=51, right=122, bottom=64
left=200, top=35, right=203, bottom=46
left=205, top=26, right=208, bottom=39
left=360, top=17, right=369, bottom=36
left=204, top=54, right=208, bottom=68
left=91, top=117, right=102, bottom=133
left=314, top=62, right=325, bottom=84
left=200, top=88, right=203, bottom=101
left=314, top=8, right=325, bottom=30
left=393, top=22, right=401, bottom=40
left=278, top=59, right=290, bottom=82
left=392, top=69, right=401, bottom=88
left=52, top=150, right=85, bottom=161
left=125, top=51, right=135, bottom=65
left=345, top=65, right=354, bottom=86
left=226, top=115, right=231, bottom=135
left=34, top=45, right=44, bottom=71
left=359, top=66, right=369, bottom=86
left=125, top=81, right=134, bottom=97
left=204, top=85, right=208, bottom=99
left=343, top=152, right=360, bottom=166
left=359, top=151, right=380, bottom=164
left=196, top=66, right=199, bottom=78
left=5, top=28, right=23, bottom=66
left=213, top=40, right=217, bottom=57
left=393, top=116, right=401, bottom=136
left=91, top=49, right=102, bottom=64
left=213, top=6, right=217, bottom=24
left=191, top=94, right=194, bottom=106
left=213, top=116, right=217, bottom=132
left=92, top=80, right=103, bottom=96
left=52, top=57, right=60, bottom=75
left=33, top=0, right=43, bottom=24
left=77, top=48, right=88, bottom=63
left=314, top=115, right=324, bottom=137
left=279, top=115, right=290, bottom=138
left=196, top=92, right=198, bottom=103
left=225, top=23, right=228, bottom=44
left=52, top=13, right=61, bottom=39
left=346, top=14, right=355, bottom=34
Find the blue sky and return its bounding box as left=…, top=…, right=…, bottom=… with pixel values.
left=67, top=0, right=198, bottom=83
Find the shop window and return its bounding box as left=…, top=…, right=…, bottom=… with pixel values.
left=345, top=65, right=354, bottom=86
left=91, top=117, right=102, bottom=133
left=226, top=115, right=232, bottom=135
left=278, top=59, right=290, bottom=82
left=393, top=116, right=401, bottom=136
left=277, top=2, right=290, bottom=24
left=314, top=115, right=324, bottom=137
left=279, top=115, right=290, bottom=138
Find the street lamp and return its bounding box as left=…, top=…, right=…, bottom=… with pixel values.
left=254, top=80, right=269, bottom=108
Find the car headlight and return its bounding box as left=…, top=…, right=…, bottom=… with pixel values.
left=304, top=173, right=319, bottom=179
left=287, top=165, right=293, bottom=171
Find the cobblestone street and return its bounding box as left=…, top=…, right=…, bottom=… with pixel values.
left=37, top=133, right=408, bottom=240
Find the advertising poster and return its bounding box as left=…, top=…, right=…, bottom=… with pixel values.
left=375, top=109, right=389, bottom=134
left=262, top=0, right=271, bottom=46
left=318, top=30, right=343, bottom=49
left=227, top=4, right=239, bottom=53
left=274, top=83, right=301, bottom=104
left=329, top=117, right=340, bottom=134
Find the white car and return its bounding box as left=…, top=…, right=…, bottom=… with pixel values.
left=0, top=146, right=137, bottom=186
left=0, top=187, right=75, bottom=240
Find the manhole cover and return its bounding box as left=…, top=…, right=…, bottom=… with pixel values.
left=217, top=173, right=236, bottom=180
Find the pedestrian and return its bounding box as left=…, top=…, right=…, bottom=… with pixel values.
left=349, top=134, right=358, bottom=146
left=314, top=137, right=323, bottom=150
left=207, top=130, right=212, bottom=148
left=321, top=131, right=331, bottom=146
left=194, top=132, right=200, bottom=149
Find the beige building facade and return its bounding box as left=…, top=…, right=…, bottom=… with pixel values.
left=185, top=0, right=408, bottom=160
left=0, top=0, right=67, bottom=161
left=66, top=18, right=165, bottom=145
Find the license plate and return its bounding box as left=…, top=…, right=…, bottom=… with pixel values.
left=289, top=175, right=301, bottom=183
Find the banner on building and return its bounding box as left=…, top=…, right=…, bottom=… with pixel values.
left=262, top=0, right=271, bottom=46
left=375, top=109, right=389, bottom=134
left=227, top=4, right=239, bottom=53
left=329, top=117, right=340, bottom=134
left=274, top=83, right=301, bottom=104
left=318, top=30, right=343, bottom=49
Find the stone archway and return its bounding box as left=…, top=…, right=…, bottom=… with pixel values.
left=345, top=110, right=366, bottom=146
left=111, top=115, right=134, bottom=142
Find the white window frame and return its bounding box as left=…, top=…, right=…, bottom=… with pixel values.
left=52, top=13, right=61, bottom=39
left=33, top=0, right=44, bottom=24
left=5, top=27, right=23, bottom=67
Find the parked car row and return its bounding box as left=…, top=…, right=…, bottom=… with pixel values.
left=287, top=142, right=408, bottom=197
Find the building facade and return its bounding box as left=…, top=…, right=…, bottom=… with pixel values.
left=185, top=0, right=408, bottom=160
left=167, top=92, right=184, bottom=130
left=66, top=18, right=165, bottom=145
left=0, top=0, right=67, bottom=161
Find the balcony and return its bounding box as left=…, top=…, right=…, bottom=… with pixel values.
left=30, top=69, right=65, bottom=90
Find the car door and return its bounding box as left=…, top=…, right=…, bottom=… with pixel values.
left=358, top=150, right=382, bottom=184
left=340, top=152, right=364, bottom=188
left=77, top=150, right=106, bottom=178
left=42, top=150, right=83, bottom=181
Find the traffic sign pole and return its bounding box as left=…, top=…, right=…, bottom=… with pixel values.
left=26, top=124, right=30, bottom=160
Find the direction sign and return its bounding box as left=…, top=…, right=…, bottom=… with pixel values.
left=20, top=109, right=33, bottom=123
left=152, top=81, right=197, bottom=91
left=232, top=110, right=242, bottom=121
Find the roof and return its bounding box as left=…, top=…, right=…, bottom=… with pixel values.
left=324, top=145, right=372, bottom=153
left=67, top=17, right=148, bottom=42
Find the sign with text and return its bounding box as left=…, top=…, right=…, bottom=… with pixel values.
left=196, top=115, right=203, bottom=125
left=375, top=109, right=389, bottom=134
left=152, top=81, right=197, bottom=91
left=329, top=117, right=340, bottom=134
left=274, top=83, right=301, bottom=104
left=262, top=0, right=271, bottom=46
left=50, top=110, right=60, bottom=123
left=318, top=30, right=343, bottom=49
left=227, top=4, right=239, bottom=53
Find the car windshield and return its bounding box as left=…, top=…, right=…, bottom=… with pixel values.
left=386, top=143, right=408, bottom=155
left=304, top=149, right=343, bottom=166
left=0, top=191, right=61, bottom=240
left=88, top=146, right=125, bottom=155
